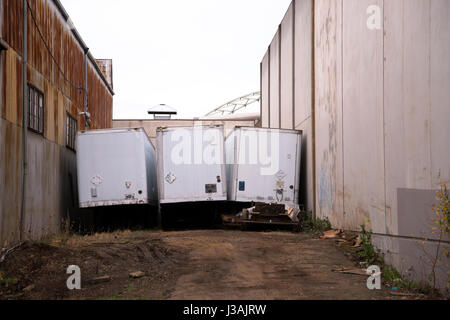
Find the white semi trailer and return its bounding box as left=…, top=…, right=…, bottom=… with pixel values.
left=156, top=125, right=227, bottom=204
left=76, top=128, right=158, bottom=208
left=225, top=127, right=302, bottom=208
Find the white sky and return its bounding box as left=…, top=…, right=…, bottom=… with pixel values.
left=60, top=0, right=292, bottom=119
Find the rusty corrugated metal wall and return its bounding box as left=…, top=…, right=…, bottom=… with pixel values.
left=0, top=0, right=113, bottom=246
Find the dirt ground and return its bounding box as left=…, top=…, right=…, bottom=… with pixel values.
left=0, top=229, right=425, bottom=300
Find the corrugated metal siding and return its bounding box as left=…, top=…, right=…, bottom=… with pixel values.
left=0, top=0, right=112, bottom=245
left=96, top=59, right=113, bottom=90
left=0, top=118, right=22, bottom=246
left=2, top=0, right=112, bottom=130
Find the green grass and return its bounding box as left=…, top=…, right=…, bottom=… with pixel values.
left=301, top=211, right=332, bottom=233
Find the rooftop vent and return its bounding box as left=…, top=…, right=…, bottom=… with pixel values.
left=147, top=104, right=177, bottom=120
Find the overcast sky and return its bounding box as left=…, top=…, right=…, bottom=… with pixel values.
left=60, top=0, right=292, bottom=119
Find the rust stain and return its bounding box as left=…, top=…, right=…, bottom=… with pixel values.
left=1, top=0, right=113, bottom=245
left=1, top=53, right=6, bottom=119
left=2, top=0, right=112, bottom=131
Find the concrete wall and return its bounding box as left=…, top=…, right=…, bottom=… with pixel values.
left=113, top=119, right=255, bottom=146
left=280, top=3, right=294, bottom=130
left=269, top=30, right=280, bottom=129
left=260, top=52, right=270, bottom=128
left=261, top=0, right=450, bottom=291
left=0, top=0, right=113, bottom=246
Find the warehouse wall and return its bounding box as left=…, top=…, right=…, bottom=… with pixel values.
left=261, top=0, right=450, bottom=290
left=269, top=30, right=280, bottom=129
left=0, top=0, right=113, bottom=246
left=261, top=0, right=315, bottom=211
left=260, top=52, right=270, bottom=128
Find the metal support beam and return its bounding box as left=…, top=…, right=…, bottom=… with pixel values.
left=84, top=48, right=89, bottom=130
left=20, top=0, right=28, bottom=242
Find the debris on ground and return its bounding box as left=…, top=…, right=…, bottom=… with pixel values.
left=88, top=276, right=111, bottom=284
left=390, top=292, right=418, bottom=297
left=22, top=285, right=35, bottom=292
left=221, top=203, right=305, bottom=231
left=129, top=271, right=145, bottom=279
left=320, top=229, right=342, bottom=239
left=0, top=243, right=23, bottom=263
left=332, top=267, right=368, bottom=276
left=353, top=236, right=362, bottom=248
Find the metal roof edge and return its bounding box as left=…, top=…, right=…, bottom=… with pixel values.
left=52, top=0, right=115, bottom=96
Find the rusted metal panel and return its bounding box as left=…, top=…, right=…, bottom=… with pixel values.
left=261, top=51, right=270, bottom=128
left=0, top=118, right=22, bottom=246
left=96, top=59, right=113, bottom=90
left=0, top=0, right=4, bottom=39
left=2, top=0, right=113, bottom=131
left=280, top=2, right=294, bottom=130
left=0, top=0, right=113, bottom=245
left=0, top=44, right=4, bottom=120
left=269, top=29, right=280, bottom=129
left=3, top=49, right=22, bottom=126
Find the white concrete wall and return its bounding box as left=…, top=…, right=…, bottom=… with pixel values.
left=261, top=52, right=270, bottom=128
left=280, top=3, right=294, bottom=130
left=261, top=0, right=450, bottom=290
left=269, top=30, right=281, bottom=129
left=314, top=0, right=344, bottom=226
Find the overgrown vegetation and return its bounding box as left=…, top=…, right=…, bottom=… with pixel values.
left=417, top=175, right=449, bottom=294
left=357, top=221, right=439, bottom=296
left=383, top=265, right=432, bottom=295
left=301, top=211, right=332, bottom=233
left=358, top=222, right=383, bottom=266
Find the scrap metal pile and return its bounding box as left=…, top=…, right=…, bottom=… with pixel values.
left=221, top=202, right=305, bottom=231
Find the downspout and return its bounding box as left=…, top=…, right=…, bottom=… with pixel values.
left=20, top=0, right=28, bottom=242
left=84, top=47, right=89, bottom=130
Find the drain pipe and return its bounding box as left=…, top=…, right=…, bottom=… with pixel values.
left=84, top=47, right=89, bottom=130
left=20, top=0, right=28, bottom=242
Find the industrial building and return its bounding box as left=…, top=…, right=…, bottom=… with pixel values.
left=0, top=0, right=114, bottom=246
left=260, top=0, right=450, bottom=288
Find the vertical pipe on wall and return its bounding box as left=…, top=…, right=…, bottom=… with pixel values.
left=311, top=0, right=317, bottom=219
left=292, top=0, right=296, bottom=130
left=278, top=25, right=282, bottom=129
left=84, top=48, right=89, bottom=130
left=268, top=46, right=271, bottom=127
left=260, top=62, right=262, bottom=127
left=20, top=0, right=28, bottom=242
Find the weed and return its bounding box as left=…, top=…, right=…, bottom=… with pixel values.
left=417, top=174, right=449, bottom=294
left=301, top=211, right=332, bottom=233
left=358, top=222, right=384, bottom=267
left=382, top=265, right=432, bottom=295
